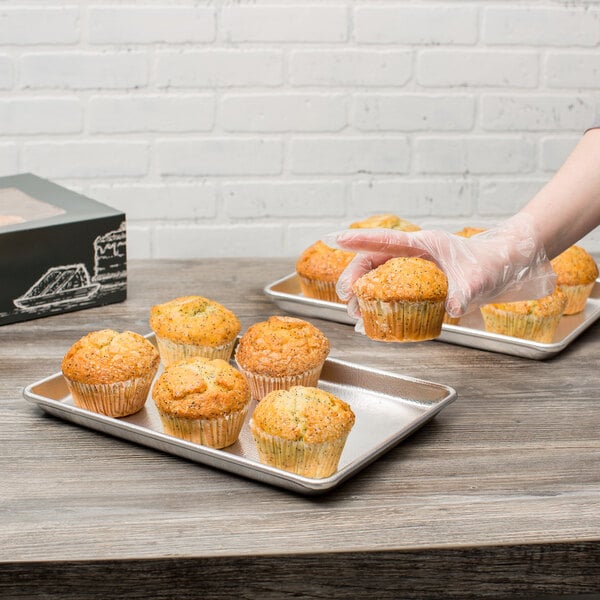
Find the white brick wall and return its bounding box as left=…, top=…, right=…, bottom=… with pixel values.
left=0, top=0, right=598, bottom=257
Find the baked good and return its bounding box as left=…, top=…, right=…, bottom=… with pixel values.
left=442, top=313, right=461, bottom=326
left=454, top=226, right=486, bottom=238
left=151, top=356, right=251, bottom=449
left=295, top=215, right=420, bottom=304
left=61, top=329, right=159, bottom=417
left=480, top=289, right=567, bottom=343
left=235, top=316, right=330, bottom=401
left=443, top=226, right=487, bottom=325
left=149, top=295, right=241, bottom=365
left=550, top=245, right=598, bottom=315
left=352, top=257, right=448, bottom=342
left=350, top=213, right=421, bottom=231
left=296, top=240, right=355, bottom=303
left=249, top=386, right=355, bottom=478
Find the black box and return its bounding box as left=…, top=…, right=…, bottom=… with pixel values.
left=0, top=173, right=126, bottom=326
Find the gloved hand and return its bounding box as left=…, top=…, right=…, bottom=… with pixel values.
left=327, top=213, right=556, bottom=319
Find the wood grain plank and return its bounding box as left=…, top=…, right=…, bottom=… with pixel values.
left=2, top=258, right=599, bottom=598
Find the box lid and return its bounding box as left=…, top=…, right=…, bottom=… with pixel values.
left=0, top=173, right=124, bottom=233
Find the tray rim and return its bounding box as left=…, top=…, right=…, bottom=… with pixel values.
left=23, top=354, right=457, bottom=496
left=264, top=273, right=600, bottom=360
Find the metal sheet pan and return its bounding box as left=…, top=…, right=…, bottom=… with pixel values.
left=23, top=338, right=457, bottom=495
left=264, top=274, right=600, bottom=360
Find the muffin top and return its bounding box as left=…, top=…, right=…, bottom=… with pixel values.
left=62, top=329, right=160, bottom=385
left=235, top=316, right=330, bottom=377
left=352, top=257, right=448, bottom=303
left=350, top=213, right=421, bottom=232
left=296, top=240, right=355, bottom=283
left=488, top=289, right=567, bottom=317
left=152, top=357, right=250, bottom=419
left=251, top=386, right=355, bottom=444
left=149, top=295, right=241, bottom=346
left=455, top=226, right=486, bottom=238
left=551, top=245, right=599, bottom=286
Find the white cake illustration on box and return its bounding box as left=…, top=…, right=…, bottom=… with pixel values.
left=13, top=264, right=100, bottom=310
left=92, top=221, right=127, bottom=289
left=13, top=222, right=126, bottom=313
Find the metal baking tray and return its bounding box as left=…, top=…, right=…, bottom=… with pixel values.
left=264, top=274, right=600, bottom=360
left=23, top=337, right=456, bottom=495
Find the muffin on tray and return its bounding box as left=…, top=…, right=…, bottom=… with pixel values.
left=349, top=213, right=421, bottom=231
left=296, top=240, right=355, bottom=303
left=152, top=356, right=251, bottom=449
left=550, top=245, right=598, bottom=315
left=249, top=386, right=355, bottom=478
left=61, top=329, right=160, bottom=417
left=453, top=226, right=486, bottom=238
left=352, top=257, right=448, bottom=342
left=235, top=316, right=330, bottom=401
left=443, top=226, right=487, bottom=325
left=149, top=295, right=240, bottom=366
left=480, top=289, right=567, bottom=343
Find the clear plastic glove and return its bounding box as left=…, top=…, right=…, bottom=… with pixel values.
left=326, top=212, right=556, bottom=320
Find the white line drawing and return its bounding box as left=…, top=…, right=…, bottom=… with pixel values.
left=12, top=221, right=126, bottom=314
left=13, top=263, right=100, bottom=311
left=92, top=221, right=127, bottom=289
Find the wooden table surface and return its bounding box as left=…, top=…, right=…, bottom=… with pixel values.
left=2, top=258, right=600, bottom=599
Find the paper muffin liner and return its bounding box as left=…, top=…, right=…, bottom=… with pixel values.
left=235, top=362, right=324, bottom=402
left=480, top=304, right=563, bottom=343
left=558, top=282, right=594, bottom=315
left=64, top=370, right=156, bottom=418
left=157, top=404, right=249, bottom=449
left=298, top=275, right=346, bottom=304
left=356, top=298, right=445, bottom=342
left=249, top=420, right=350, bottom=479
left=153, top=335, right=236, bottom=366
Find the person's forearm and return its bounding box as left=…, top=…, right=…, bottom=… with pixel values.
left=520, top=127, right=600, bottom=259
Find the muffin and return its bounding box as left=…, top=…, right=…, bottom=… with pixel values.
left=480, top=289, right=568, bottom=343
left=249, top=386, right=355, bottom=478
left=442, top=313, right=461, bottom=326
left=235, top=316, right=330, bottom=401
left=443, top=226, right=487, bottom=325
left=350, top=213, right=421, bottom=232
left=454, top=226, right=486, bottom=238
left=152, top=356, right=251, bottom=449
left=296, top=240, right=355, bottom=303
left=61, top=329, right=160, bottom=417
left=149, top=295, right=241, bottom=365
left=551, top=245, right=598, bottom=315
left=352, top=257, right=448, bottom=342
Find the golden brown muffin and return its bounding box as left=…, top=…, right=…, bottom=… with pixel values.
left=550, top=245, right=599, bottom=315
left=443, top=227, right=487, bottom=325
left=454, top=226, right=486, bottom=238
left=61, top=329, right=160, bottom=417
left=235, top=316, right=330, bottom=400
left=350, top=213, right=421, bottom=231
left=442, top=312, right=461, bottom=326
left=480, top=289, right=567, bottom=343
left=249, top=386, right=355, bottom=478
left=152, top=356, right=251, bottom=448
left=296, top=240, right=355, bottom=303
left=149, top=295, right=241, bottom=365
left=352, top=257, right=448, bottom=342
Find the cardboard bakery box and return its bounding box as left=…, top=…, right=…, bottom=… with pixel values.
left=0, top=173, right=126, bottom=326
